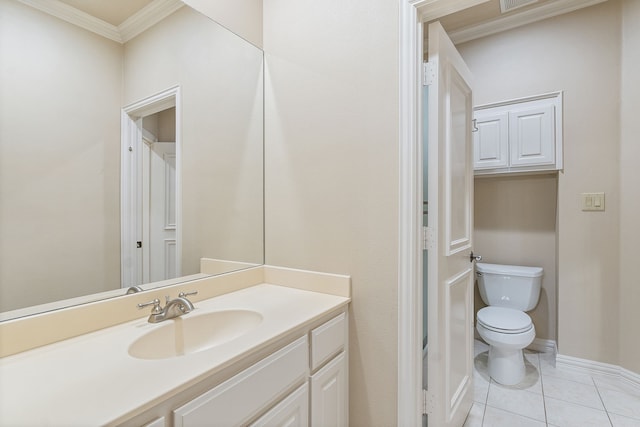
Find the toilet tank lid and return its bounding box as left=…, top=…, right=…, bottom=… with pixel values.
left=476, top=263, right=543, bottom=278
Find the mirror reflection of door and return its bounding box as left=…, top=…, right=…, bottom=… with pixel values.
left=142, top=109, right=177, bottom=283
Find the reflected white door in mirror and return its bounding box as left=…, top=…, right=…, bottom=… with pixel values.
left=122, top=86, right=182, bottom=288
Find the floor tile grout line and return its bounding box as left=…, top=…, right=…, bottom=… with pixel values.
left=483, top=401, right=549, bottom=425
left=534, top=351, right=550, bottom=426
left=539, top=369, right=598, bottom=387
left=592, top=375, right=615, bottom=426
left=480, top=377, right=490, bottom=426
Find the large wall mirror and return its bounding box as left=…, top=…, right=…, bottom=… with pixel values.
left=0, top=0, right=264, bottom=320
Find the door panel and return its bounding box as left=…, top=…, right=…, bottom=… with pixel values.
left=427, top=21, right=474, bottom=427
left=445, top=268, right=473, bottom=416
left=446, top=68, right=472, bottom=255
left=149, top=142, right=177, bottom=282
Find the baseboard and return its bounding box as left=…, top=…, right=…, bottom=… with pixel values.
left=556, top=353, right=640, bottom=391
left=527, top=338, right=557, bottom=356
left=620, top=366, right=640, bottom=391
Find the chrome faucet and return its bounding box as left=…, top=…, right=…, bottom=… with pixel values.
left=137, top=291, right=197, bottom=323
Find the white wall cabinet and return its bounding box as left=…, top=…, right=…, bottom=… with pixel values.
left=169, top=312, right=348, bottom=427
left=473, top=92, right=562, bottom=175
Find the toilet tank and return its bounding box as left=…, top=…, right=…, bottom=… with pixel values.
left=475, top=263, right=543, bottom=311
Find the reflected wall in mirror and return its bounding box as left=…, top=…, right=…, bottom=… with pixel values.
left=0, top=0, right=264, bottom=319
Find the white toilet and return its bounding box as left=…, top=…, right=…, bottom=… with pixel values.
left=475, top=262, right=543, bottom=385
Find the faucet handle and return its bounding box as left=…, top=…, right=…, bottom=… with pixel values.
left=137, top=298, right=162, bottom=314
left=178, top=290, right=198, bottom=298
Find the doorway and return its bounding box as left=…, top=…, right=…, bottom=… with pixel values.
left=121, top=86, right=181, bottom=287
left=141, top=109, right=177, bottom=283
left=399, top=2, right=478, bottom=426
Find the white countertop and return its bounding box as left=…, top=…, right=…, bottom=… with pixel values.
left=0, top=284, right=349, bottom=426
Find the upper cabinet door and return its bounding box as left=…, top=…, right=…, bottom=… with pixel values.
left=473, top=111, right=509, bottom=170
left=509, top=104, right=555, bottom=167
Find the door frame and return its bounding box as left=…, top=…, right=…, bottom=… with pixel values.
left=121, top=86, right=182, bottom=287
left=398, top=1, right=485, bottom=425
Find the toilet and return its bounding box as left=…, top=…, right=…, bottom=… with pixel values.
left=475, top=262, right=543, bottom=385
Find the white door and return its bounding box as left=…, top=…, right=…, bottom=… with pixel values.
left=426, top=21, right=475, bottom=427
left=148, top=142, right=177, bottom=282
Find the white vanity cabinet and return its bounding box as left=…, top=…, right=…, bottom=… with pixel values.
left=474, top=92, right=563, bottom=175
left=172, top=312, right=348, bottom=427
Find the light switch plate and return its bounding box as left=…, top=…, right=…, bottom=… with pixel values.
left=581, top=192, right=605, bottom=211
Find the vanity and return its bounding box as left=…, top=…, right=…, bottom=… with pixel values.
left=0, top=266, right=350, bottom=427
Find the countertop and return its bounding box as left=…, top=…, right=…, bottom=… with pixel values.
left=0, top=283, right=349, bottom=426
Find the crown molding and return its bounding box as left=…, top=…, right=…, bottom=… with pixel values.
left=118, top=0, right=184, bottom=43
left=447, top=0, right=608, bottom=44
left=419, top=0, right=492, bottom=23
left=17, top=0, right=184, bottom=44
left=17, top=0, right=122, bottom=42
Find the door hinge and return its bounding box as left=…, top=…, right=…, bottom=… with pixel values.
left=423, top=62, right=436, bottom=86
left=423, top=226, right=434, bottom=251
left=423, top=389, right=435, bottom=415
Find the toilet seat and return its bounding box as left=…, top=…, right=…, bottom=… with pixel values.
left=477, top=307, right=532, bottom=334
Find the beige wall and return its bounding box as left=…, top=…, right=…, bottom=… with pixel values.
left=0, top=0, right=123, bottom=311
left=183, top=0, right=263, bottom=48
left=474, top=175, right=558, bottom=341
left=619, top=0, right=640, bottom=374
left=263, top=0, right=399, bottom=425
left=458, top=1, right=623, bottom=365
left=124, top=6, right=264, bottom=276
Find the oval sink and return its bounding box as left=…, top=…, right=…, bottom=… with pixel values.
left=128, top=309, right=263, bottom=360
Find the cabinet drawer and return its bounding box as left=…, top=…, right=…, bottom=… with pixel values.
left=310, top=313, right=346, bottom=371
left=250, top=383, right=309, bottom=427
left=143, top=417, right=165, bottom=427
left=174, top=336, right=308, bottom=427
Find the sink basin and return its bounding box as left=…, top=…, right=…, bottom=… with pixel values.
left=128, top=309, right=263, bottom=360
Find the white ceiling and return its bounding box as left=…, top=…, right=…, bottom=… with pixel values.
left=58, top=0, right=155, bottom=26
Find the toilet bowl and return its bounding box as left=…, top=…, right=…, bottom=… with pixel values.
left=475, top=263, right=543, bottom=385
left=476, top=306, right=535, bottom=385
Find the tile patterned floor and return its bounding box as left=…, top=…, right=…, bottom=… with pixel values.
left=465, top=340, right=640, bottom=427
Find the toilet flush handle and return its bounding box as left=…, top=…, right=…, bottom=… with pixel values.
left=470, top=252, right=482, bottom=263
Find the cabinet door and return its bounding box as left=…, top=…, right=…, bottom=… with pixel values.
left=473, top=111, right=509, bottom=170
left=250, top=383, right=309, bottom=427
left=310, top=352, right=347, bottom=427
left=509, top=105, right=555, bottom=167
